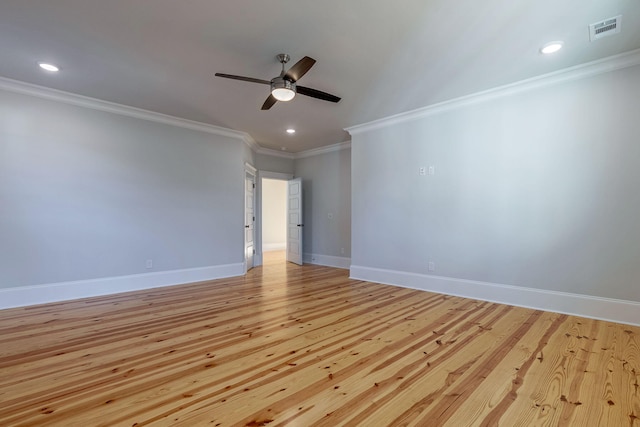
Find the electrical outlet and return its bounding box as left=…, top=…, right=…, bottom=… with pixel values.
left=146, top=259, right=153, bottom=269
left=419, top=167, right=426, bottom=176
left=428, top=166, right=435, bottom=175
left=428, top=261, right=435, bottom=272
left=340, top=247, right=345, bottom=255
left=328, top=212, right=334, bottom=219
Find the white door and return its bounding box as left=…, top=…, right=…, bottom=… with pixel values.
left=286, top=177, right=303, bottom=265
left=245, top=173, right=255, bottom=270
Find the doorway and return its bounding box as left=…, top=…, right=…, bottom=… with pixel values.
left=256, top=171, right=293, bottom=267
left=262, top=178, right=287, bottom=253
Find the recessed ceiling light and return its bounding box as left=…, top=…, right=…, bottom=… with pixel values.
left=286, top=128, right=296, bottom=134
left=281, top=147, right=287, bottom=151
left=38, top=62, right=60, bottom=72
left=540, top=41, right=563, bottom=55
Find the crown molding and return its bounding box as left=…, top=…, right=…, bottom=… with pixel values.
left=243, top=134, right=260, bottom=152
left=295, top=140, right=351, bottom=159
left=346, top=48, right=640, bottom=135
left=0, top=75, right=350, bottom=159
left=0, top=76, right=252, bottom=142
left=256, top=140, right=352, bottom=160
left=256, top=147, right=296, bottom=159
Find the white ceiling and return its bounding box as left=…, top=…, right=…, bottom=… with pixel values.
left=1, top=1, right=639, bottom=153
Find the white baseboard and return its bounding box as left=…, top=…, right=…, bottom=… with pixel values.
left=262, top=243, right=286, bottom=251
left=0, top=263, right=245, bottom=310
left=304, top=253, right=351, bottom=270
left=350, top=265, right=640, bottom=327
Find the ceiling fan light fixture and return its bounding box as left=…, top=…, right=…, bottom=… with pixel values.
left=271, top=78, right=296, bottom=101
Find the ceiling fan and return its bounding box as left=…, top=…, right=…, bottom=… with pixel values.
left=215, top=54, right=341, bottom=110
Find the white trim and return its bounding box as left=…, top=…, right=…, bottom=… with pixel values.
left=257, top=147, right=296, bottom=159
left=295, top=141, right=351, bottom=159
left=243, top=135, right=260, bottom=152
left=304, top=253, right=351, bottom=270
left=255, top=170, right=294, bottom=269
left=244, top=162, right=257, bottom=174
left=349, top=265, right=640, bottom=327
left=259, top=171, right=294, bottom=180
left=0, top=74, right=351, bottom=157
left=0, top=76, right=253, bottom=143
left=346, top=48, right=640, bottom=135
left=0, top=263, right=245, bottom=310
left=263, top=243, right=286, bottom=251
left=244, top=166, right=257, bottom=274
left=257, top=141, right=351, bottom=160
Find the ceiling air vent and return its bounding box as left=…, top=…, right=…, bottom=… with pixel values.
left=589, top=15, right=622, bottom=41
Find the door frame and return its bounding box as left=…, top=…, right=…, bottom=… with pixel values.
left=244, top=163, right=257, bottom=273
left=254, top=170, right=293, bottom=267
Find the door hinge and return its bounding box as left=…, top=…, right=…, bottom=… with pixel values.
left=253, top=216, right=255, bottom=222
left=253, top=183, right=255, bottom=189
left=253, top=249, right=256, bottom=254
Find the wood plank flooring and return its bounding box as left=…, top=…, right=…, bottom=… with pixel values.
left=0, top=251, right=638, bottom=426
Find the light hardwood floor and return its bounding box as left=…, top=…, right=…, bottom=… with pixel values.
left=1, top=251, right=638, bottom=426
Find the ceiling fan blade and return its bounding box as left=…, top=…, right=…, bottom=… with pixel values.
left=284, top=56, right=316, bottom=82
left=297, top=86, right=341, bottom=103
left=214, top=73, right=270, bottom=85
left=261, top=94, right=278, bottom=110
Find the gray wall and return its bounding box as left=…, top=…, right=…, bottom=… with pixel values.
left=295, top=148, right=351, bottom=258
left=0, top=89, right=245, bottom=288
left=351, top=64, right=640, bottom=302
left=256, top=153, right=294, bottom=175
